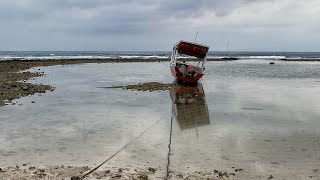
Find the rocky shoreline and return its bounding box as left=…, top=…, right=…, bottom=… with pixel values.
left=0, top=164, right=243, bottom=180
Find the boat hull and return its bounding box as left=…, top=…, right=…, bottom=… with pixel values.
left=170, top=63, right=203, bottom=83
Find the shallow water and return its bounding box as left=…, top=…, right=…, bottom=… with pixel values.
left=0, top=61, right=320, bottom=179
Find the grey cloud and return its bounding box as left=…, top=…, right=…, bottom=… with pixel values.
left=0, top=0, right=319, bottom=51
left=156, top=0, right=266, bottom=17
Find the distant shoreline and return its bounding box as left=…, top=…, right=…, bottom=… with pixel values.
left=2, top=57, right=320, bottom=62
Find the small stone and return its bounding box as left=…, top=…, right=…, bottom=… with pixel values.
left=38, top=173, right=46, bottom=178
left=31, top=101, right=35, bottom=103
left=148, top=167, right=156, bottom=173
left=118, top=168, right=122, bottom=172
left=39, top=169, right=45, bottom=172
left=267, top=175, right=274, bottom=179
left=177, top=174, right=183, bottom=178
left=23, top=164, right=27, bottom=166
left=29, top=166, right=36, bottom=170
left=138, top=174, right=148, bottom=180
left=16, top=165, right=19, bottom=169
left=70, top=176, right=80, bottom=180
left=22, top=86, right=29, bottom=90
left=113, top=174, right=121, bottom=178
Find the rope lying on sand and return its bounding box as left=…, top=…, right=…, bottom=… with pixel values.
left=74, top=119, right=160, bottom=180
left=164, top=105, right=175, bottom=180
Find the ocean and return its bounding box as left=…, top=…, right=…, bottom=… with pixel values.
left=1, top=51, right=320, bottom=60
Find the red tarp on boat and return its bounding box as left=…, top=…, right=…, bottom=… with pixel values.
left=175, top=41, right=209, bottom=59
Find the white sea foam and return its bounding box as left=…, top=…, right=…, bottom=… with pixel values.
left=0, top=56, right=113, bottom=60
left=118, top=55, right=168, bottom=59
left=240, top=56, right=286, bottom=59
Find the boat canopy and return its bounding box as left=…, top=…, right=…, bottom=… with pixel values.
left=174, top=41, right=209, bottom=59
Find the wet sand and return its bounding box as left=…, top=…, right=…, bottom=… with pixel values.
left=1, top=60, right=320, bottom=179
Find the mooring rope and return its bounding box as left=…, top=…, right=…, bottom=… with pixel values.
left=164, top=104, right=175, bottom=180
left=78, top=119, right=160, bottom=180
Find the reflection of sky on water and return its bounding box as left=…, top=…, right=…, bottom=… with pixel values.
left=0, top=61, right=320, bottom=178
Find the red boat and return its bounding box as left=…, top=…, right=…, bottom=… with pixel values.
left=170, top=40, right=209, bottom=83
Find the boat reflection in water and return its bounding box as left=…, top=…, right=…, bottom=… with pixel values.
left=169, top=81, right=210, bottom=130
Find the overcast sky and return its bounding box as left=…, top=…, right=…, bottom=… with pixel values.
left=0, top=0, right=320, bottom=51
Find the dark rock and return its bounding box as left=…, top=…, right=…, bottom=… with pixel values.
left=176, top=174, right=183, bottom=178
left=267, top=175, right=274, bottom=179
left=31, top=101, right=35, bottom=103
left=39, top=169, right=45, bottom=172
left=113, top=174, right=121, bottom=178
left=118, top=168, right=122, bottom=172
left=269, top=62, right=275, bottom=65
left=138, top=174, right=148, bottom=180
left=148, top=167, right=156, bottom=173
left=38, top=173, right=46, bottom=178
left=70, top=176, right=80, bottom=180
left=222, top=57, right=239, bottom=60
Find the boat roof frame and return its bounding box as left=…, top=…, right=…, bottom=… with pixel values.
left=173, top=40, right=209, bottom=59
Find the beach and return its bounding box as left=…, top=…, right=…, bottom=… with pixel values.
left=1, top=59, right=320, bottom=179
